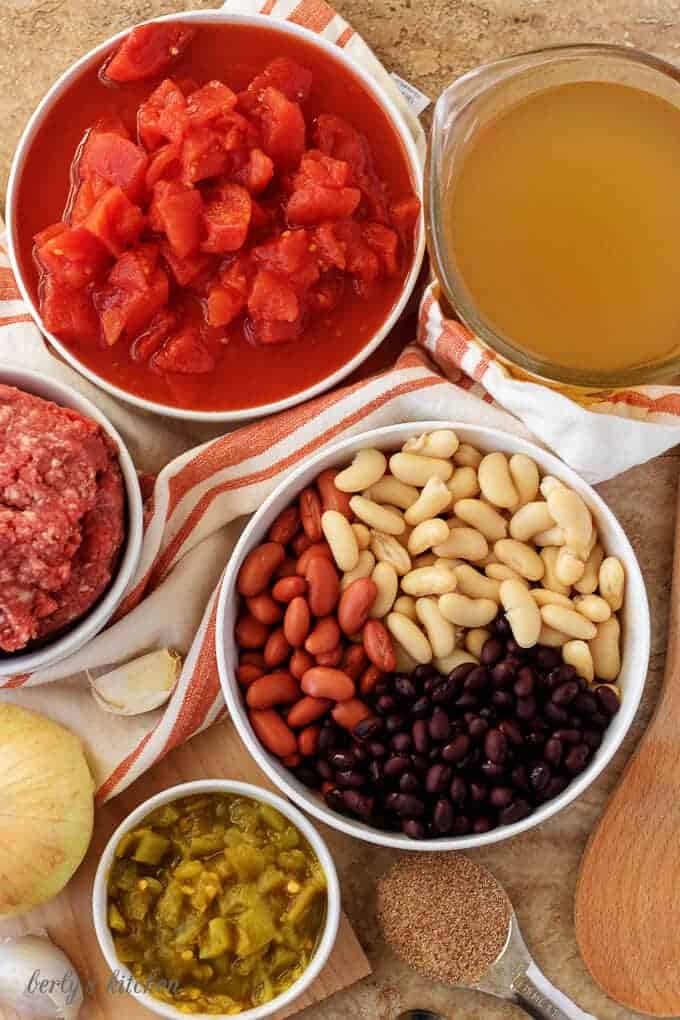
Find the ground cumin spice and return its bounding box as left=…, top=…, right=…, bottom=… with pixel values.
left=377, top=853, right=512, bottom=985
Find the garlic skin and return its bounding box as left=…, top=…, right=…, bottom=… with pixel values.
left=89, top=648, right=182, bottom=716
left=0, top=936, right=82, bottom=1019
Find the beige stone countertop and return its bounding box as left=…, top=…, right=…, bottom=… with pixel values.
left=3, top=1, right=680, bottom=1018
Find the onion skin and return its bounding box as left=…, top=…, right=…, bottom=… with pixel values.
left=0, top=705, right=94, bottom=919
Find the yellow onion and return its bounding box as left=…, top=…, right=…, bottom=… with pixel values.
left=0, top=705, right=94, bottom=919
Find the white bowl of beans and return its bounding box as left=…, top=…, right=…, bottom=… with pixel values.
left=216, top=422, right=649, bottom=850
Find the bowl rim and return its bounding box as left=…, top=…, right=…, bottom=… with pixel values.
left=0, top=365, right=144, bottom=676
left=216, top=419, right=650, bottom=851
left=5, top=8, right=425, bottom=423
left=92, top=778, right=341, bottom=1020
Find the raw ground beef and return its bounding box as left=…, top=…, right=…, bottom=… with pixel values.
left=0, top=385, right=125, bottom=653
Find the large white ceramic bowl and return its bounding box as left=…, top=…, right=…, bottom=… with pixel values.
left=93, top=779, right=341, bottom=1020
left=0, top=365, right=143, bottom=677
left=5, top=10, right=425, bottom=423
left=216, top=421, right=650, bottom=851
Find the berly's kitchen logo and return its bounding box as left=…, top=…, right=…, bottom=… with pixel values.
left=27, top=967, right=180, bottom=1004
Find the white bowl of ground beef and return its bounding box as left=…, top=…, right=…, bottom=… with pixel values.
left=0, top=366, right=143, bottom=677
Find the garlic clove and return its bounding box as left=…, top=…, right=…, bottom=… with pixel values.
left=0, top=935, right=82, bottom=1019
left=89, top=648, right=182, bottom=716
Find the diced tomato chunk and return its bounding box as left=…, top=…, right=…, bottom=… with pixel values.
left=132, top=308, right=177, bottom=362
left=79, top=132, right=149, bottom=203
left=138, top=79, right=187, bottom=150
left=161, top=243, right=213, bottom=287
left=315, top=114, right=387, bottom=221
left=36, top=227, right=111, bottom=288
left=308, top=275, right=345, bottom=313
left=233, top=148, right=274, bottom=194
left=41, top=275, right=99, bottom=342
left=202, top=183, right=252, bottom=254
left=146, top=141, right=182, bottom=189
left=34, top=222, right=68, bottom=247
left=242, top=57, right=313, bottom=111
left=259, top=87, right=305, bottom=172
left=250, top=317, right=303, bottom=344
left=294, top=150, right=349, bottom=190
left=287, top=185, right=360, bottom=225
left=253, top=228, right=311, bottom=273
left=186, top=81, right=238, bottom=126
left=248, top=269, right=299, bottom=323
left=70, top=175, right=110, bottom=224
left=153, top=327, right=215, bottom=374
left=95, top=245, right=169, bottom=345
left=362, top=222, right=399, bottom=275
left=207, top=283, right=245, bottom=327
left=83, top=186, right=146, bottom=256
left=346, top=240, right=381, bottom=285
left=153, top=183, right=203, bottom=257
left=221, top=254, right=257, bottom=299
left=314, top=221, right=351, bottom=271
left=105, top=23, right=196, bottom=82
left=181, top=127, right=229, bottom=184
left=390, top=195, right=421, bottom=240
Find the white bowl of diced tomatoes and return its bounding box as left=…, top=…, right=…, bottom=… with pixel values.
left=6, top=12, right=425, bottom=421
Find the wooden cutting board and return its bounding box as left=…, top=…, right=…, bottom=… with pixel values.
left=575, top=480, right=680, bottom=1016
left=0, top=717, right=371, bottom=1020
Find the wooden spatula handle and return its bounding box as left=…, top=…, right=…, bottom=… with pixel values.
left=575, top=481, right=680, bottom=1016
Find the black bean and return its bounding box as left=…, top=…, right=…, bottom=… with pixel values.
left=456, top=692, right=479, bottom=709
left=391, top=732, right=413, bottom=753
left=442, top=734, right=471, bottom=763
left=325, top=788, right=345, bottom=812
left=491, top=660, right=516, bottom=687
left=330, top=750, right=356, bottom=770
left=426, top=763, right=452, bottom=794
left=582, top=728, right=603, bottom=750
left=424, top=676, right=438, bottom=693
left=544, top=737, right=563, bottom=766
left=431, top=677, right=459, bottom=703
left=414, top=664, right=437, bottom=681
left=590, top=710, right=610, bottom=729
left=534, top=646, right=561, bottom=670
left=399, top=771, right=422, bottom=794
left=388, top=793, right=426, bottom=818
left=296, top=767, right=320, bottom=788
left=342, top=790, right=374, bottom=817
left=470, top=782, right=488, bottom=803
left=543, top=668, right=563, bottom=691
left=428, top=746, right=442, bottom=762
left=514, top=667, right=536, bottom=697
left=492, top=690, right=514, bottom=711
left=412, top=719, right=429, bottom=753
left=429, top=708, right=451, bottom=742
left=467, top=715, right=490, bottom=739
left=516, top=695, right=537, bottom=720
left=511, top=764, right=529, bottom=790
left=354, top=716, right=384, bottom=741
left=316, top=759, right=335, bottom=781
left=354, top=745, right=368, bottom=763
left=552, top=728, right=581, bottom=744
left=386, top=713, right=406, bottom=733
left=552, top=681, right=580, bottom=706
left=573, top=692, right=598, bottom=716
left=473, top=816, right=493, bottom=834
left=499, top=799, right=533, bottom=825
left=544, top=775, right=568, bottom=799
left=449, top=662, right=476, bottom=684
left=450, top=776, right=467, bottom=804
left=595, top=685, right=621, bottom=716
left=452, top=814, right=472, bottom=834
left=367, top=740, right=387, bottom=758
left=376, top=695, right=396, bottom=715
left=411, top=753, right=429, bottom=776
left=506, top=639, right=524, bottom=656
left=481, top=761, right=506, bottom=781
left=374, top=680, right=390, bottom=697
left=499, top=718, right=523, bottom=746
left=336, top=770, right=366, bottom=789
left=383, top=755, right=410, bottom=778
left=464, top=666, right=490, bottom=692
left=565, top=744, right=591, bottom=774
left=490, top=785, right=513, bottom=808
left=411, top=696, right=431, bottom=718
left=394, top=674, right=418, bottom=699
left=481, top=637, right=504, bottom=665
left=493, top=615, right=511, bottom=637
left=368, top=761, right=383, bottom=785
left=402, top=818, right=426, bottom=839
left=485, top=728, right=508, bottom=764
left=433, top=799, right=454, bottom=834
left=317, top=726, right=337, bottom=756
left=529, top=762, right=551, bottom=792
left=544, top=701, right=569, bottom=725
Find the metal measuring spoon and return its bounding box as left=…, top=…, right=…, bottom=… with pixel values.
left=397, top=912, right=596, bottom=1020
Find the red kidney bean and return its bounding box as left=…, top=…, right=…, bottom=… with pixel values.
left=271, top=575, right=308, bottom=603
left=247, top=592, right=283, bottom=626
left=246, top=672, right=299, bottom=710
left=306, top=556, right=340, bottom=616
left=289, top=649, right=315, bottom=680
left=286, top=696, right=332, bottom=728
left=316, top=469, right=353, bottom=518
left=299, top=487, right=323, bottom=541
left=235, top=614, right=270, bottom=649
left=268, top=506, right=300, bottom=545
left=283, top=597, right=311, bottom=648
left=264, top=627, right=291, bottom=668
left=315, top=646, right=344, bottom=668
left=238, top=542, right=285, bottom=597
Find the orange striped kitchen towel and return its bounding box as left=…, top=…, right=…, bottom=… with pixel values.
left=2, top=0, right=680, bottom=803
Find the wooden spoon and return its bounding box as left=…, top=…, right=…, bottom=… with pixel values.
left=575, top=483, right=680, bottom=1016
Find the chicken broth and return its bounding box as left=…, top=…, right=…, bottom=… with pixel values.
left=447, top=80, right=680, bottom=373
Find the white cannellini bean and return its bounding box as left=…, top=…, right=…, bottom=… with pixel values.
left=405, top=476, right=452, bottom=526
left=574, top=543, right=604, bottom=595
left=403, top=429, right=460, bottom=460
left=434, top=649, right=479, bottom=672
left=465, top=627, right=491, bottom=659
left=573, top=593, right=611, bottom=623
left=530, top=588, right=573, bottom=608
left=352, top=522, right=370, bottom=550
left=478, top=452, right=519, bottom=509
left=547, top=485, right=593, bottom=555
left=340, top=550, right=375, bottom=590
left=454, top=563, right=501, bottom=601
left=412, top=552, right=438, bottom=569
left=350, top=496, right=405, bottom=535
left=454, top=444, right=482, bottom=468
left=416, top=597, right=457, bottom=658
left=533, top=526, right=566, bottom=547
left=485, top=563, right=529, bottom=585
left=321, top=510, right=359, bottom=573
left=389, top=451, right=453, bottom=486
left=393, top=594, right=418, bottom=620
left=364, top=475, right=420, bottom=510
left=454, top=499, right=508, bottom=542
left=540, top=547, right=571, bottom=595
left=538, top=624, right=570, bottom=647
left=589, top=616, right=621, bottom=681
left=539, top=475, right=565, bottom=500
left=562, top=640, right=595, bottom=683
left=540, top=604, right=597, bottom=640
left=599, top=557, right=625, bottom=611
left=555, top=546, right=586, bottom=586
left=370, top=531, right=412, bottom=576
left=433, top=526, right=489, bottom=562
left=369, top=561, right=399, bottom=619
left=401, top=565, right=458, bottom=597
left=494, top=538, right=545, bottom=581
left=386, top=612, right=433, bottom=664
left=499, top=579, right=541, bottom=648
left=509, top=501, right=555, bottom=542
left=408, top=517, right=450, bottom=556
left=447, top=466, right=480, bottom=501
left=334, top=448, right=387, bottom=492
left=508, top=454, right=540, bottom=506
left=438, top=592, right=498, bottom=628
